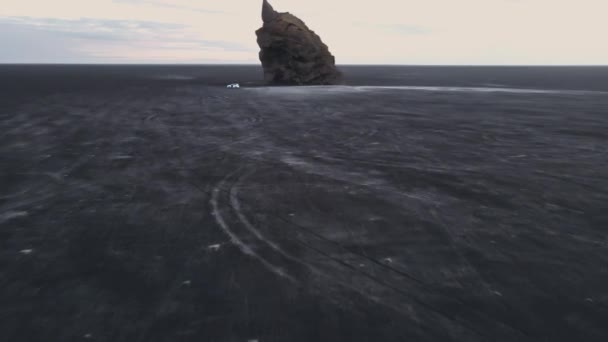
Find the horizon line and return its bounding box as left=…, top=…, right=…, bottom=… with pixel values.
left=1, top=63, right=608, bottom=67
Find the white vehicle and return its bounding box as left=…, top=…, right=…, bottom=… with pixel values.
left=226, top=83, right=240, bottom=89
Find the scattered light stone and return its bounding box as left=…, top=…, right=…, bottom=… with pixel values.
left=492, top=291, right=503, bottom=297
left=208, top=244, right=222, bottom=251
left=585, top=297, right=594, bottom=303
left=19, top=249, right=34, bottom=255
left=359, top=264, right=365, bottom=267
left=182, top=280, right=192, bottom=286
left=84, top=334, right=93, bottom=339
left=288, top=213, right=295, bottom=217
left=383, top=258, right=393, bottom=264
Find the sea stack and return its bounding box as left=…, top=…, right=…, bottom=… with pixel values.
left=256, top=0, right=341, bottom=85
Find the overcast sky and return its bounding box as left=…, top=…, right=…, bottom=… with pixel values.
left=1, top=0, right=606, bottom=64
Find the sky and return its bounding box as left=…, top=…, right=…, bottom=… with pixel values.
left=0, top=0, right=606, bottom=64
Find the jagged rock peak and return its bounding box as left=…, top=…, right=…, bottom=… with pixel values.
left=262, top=0, right=279, bottom=23
left=256, top=0, right=341, bottom=85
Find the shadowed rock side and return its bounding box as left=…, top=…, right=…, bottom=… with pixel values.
left=256, top=0, right=341, bottom=85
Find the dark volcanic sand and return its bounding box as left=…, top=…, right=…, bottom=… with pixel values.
left=1, top=65, right=608, bottom=342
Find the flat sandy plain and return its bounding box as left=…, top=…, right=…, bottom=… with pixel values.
left=1, top=65, right=608, bottom=341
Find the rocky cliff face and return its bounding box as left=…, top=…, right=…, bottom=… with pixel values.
left=256, top=0, right=341, bottom=85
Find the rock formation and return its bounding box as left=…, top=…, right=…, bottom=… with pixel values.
left=256, top=0, right=341, bottom=85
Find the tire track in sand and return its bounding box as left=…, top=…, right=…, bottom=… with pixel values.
left=211, top=169, right=295, bottom=282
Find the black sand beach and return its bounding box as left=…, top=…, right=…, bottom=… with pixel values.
left=1, top=65, right=608, bottom=341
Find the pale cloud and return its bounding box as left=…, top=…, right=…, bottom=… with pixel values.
left=111, top=0, right=227, bottom=14
left=0, top=19, right=88, bottom=63
left=3, top=16, right=185, bottom=41
left=0, top=0, right=607, bottom=64
left=353, top=22, right=432, bottom=35
left=0, top=16, right=255, bottom=63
